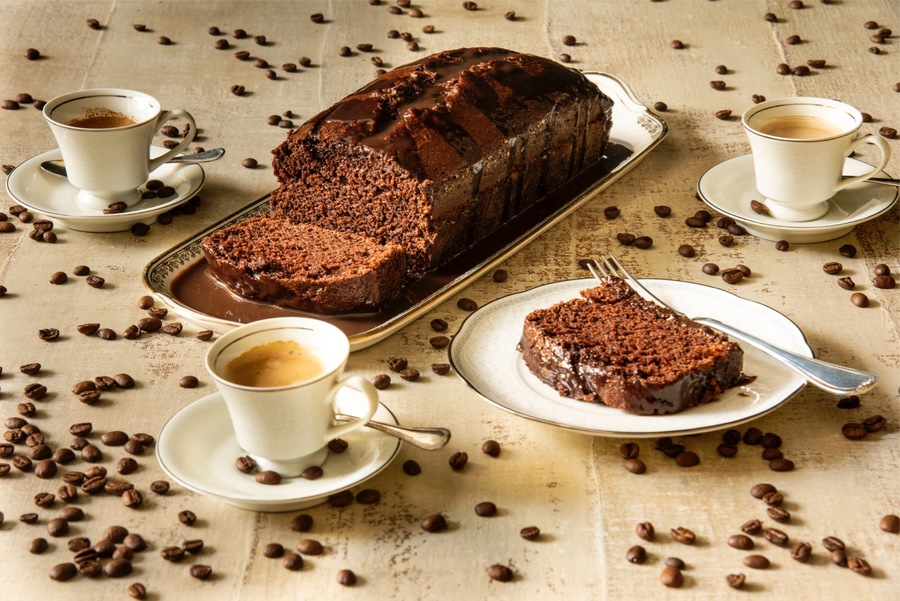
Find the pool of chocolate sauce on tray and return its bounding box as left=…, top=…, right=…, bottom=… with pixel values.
left=171, top=142, right=633, bottom=339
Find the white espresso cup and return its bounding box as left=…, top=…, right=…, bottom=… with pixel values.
left=43, top=88, right=197, bottom=210
left=205, top=317, right=380, bottom=477
left=742, top=97, right=890, bottom=222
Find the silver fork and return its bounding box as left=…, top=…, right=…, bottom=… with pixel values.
left=588, top=256, right=877, bottom=395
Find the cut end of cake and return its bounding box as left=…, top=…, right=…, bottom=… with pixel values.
left=520, top=277, right=744, bottom=415
left=201, top=215, right=406, bottom=314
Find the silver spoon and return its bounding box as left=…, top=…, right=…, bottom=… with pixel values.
left=40, top=147, right=226, bottom=178
left=841, top=174, right=900, bottom=187
left=335, top=414, right=451, bottom=450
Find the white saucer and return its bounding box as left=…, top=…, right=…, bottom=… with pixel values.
left=5, top=146, right=205, bottom=233
left=156, top=390, right=401, bottom=512
left=697, top=154, right=897, bottom=243
left=450, top=278, right=811, bottom=438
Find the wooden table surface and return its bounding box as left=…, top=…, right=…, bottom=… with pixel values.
left=1, top=1, right=898, bottom=599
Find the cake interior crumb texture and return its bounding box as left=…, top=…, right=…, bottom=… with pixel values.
left=520, top=277, right=744, bottom=415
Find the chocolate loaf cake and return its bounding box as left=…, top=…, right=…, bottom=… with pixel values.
left=520, top=277, right=744, bottom=415
left=271, top=47, right=613, bottom=280
left=201, top=215, right=406, bottom=314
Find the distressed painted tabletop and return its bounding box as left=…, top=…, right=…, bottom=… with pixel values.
left=1, top=1, right=898, bottom=599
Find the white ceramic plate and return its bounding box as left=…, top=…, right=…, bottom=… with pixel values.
left=449, top=278, right=812, bottom=438
left=5, top=146, right=205, bottom=233
left=156, top=390, right=401, bottom=512
left=697, top=154, right=897, bottom=243
left=142, top=72, right=668, bottom=351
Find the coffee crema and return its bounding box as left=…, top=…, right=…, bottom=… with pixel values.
left=222, top=340, right=324, bottom=387
left=755, top=115, right=845, bottom=139
left=68, top=112, right=138, bottom=129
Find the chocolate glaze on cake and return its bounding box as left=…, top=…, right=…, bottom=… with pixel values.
left=520, top=277, right=744, bottom=415
left=271, top=47, right=613, bottom=280
left=201, top=215, right=406, bottom=314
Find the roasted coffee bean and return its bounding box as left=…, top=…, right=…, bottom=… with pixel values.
left=612, top=233, right=637, bottom=248
left=34, top=491, right=55, bottom=506
left=880, top=127, right=898, bottom=139
left=763, top=528, right=789, bottom=546
left=101, top=430, right=129, bottom=446
left=38, top=328, right=60, bottom=341
left=370, top=374, right=391, bottom=389
left=34, top=459, right=57, bottom=479
left=121, top=489, right=143, bottom=508
left=190, top=564, right=213, bottom=580
left=701, top=263, right=720, bottom=276
left=743, top=554, right=770, bottom=569
left=675, top=451, right=700, bottom=467
left=727, top=223, right=747, bottom=235
left=762, top=491, right=783, bottom=507
left=626, top=545, right=647, bottom=564
left=49, top=271, right=68, bottom=284
left=264, top=542, right=285, bottom=558
left=16, top=402, right=35, bottom=417
left=78, top=390, right=101, bottom=405
left=387, top=357, right=408, bottom=372
left=791, top=542, right=812, bottom=562
left=49, top=562, right=78, bottom=581
left=328, top=489, right=354, bottom=507
left=767, top=506, right=791, bottom=523
left=178, top=510, right=198, bottom=525
left=721, top=268, right=744, bottom=284
left=281, top=552, right=304, bottom=571
left=660, top=566, right=684, bottom=588
left=57, top=483, right=78, bottom=503
left=104, top=558, right=133, bottom=578
left=431, top=363, right=451, bottom=375
left=76, top=322, right=100, bottom=335
left=836, top=276, right=856, bottom=290
left=301, top=466, right=323, bottom=480
left=196, top=330, right=214, bottom=341
left=728, top=534, right=754, bottom=550
left=161, top=546, right=185, bottom=562
left=874, top=275, right=896, bottom=289
left=61, top=472, right=85, bottom=485
left=235, top=455, right=257, bottom=474
left=634, top=236, right=653, bottom=249
left=652, top=205, right=672, bottom=218
left=685, top=216, right=706, bottom=228
left=635, top=521, right=655, bottom=541
left=178, top=375, right=198, bottom=388
left=123, top=533, right=146, bottom=552
left=760, top=432, right=781, bottom=448
left=832, top=548, right=848, bottom=567
left=848, top=556, right=872, bottom=575
left=150, top=479, right=170, bottom=495
left=726, top=572, right=746, bottom=589
left=837, top=243, right=857, bottom=258
left=677, top=244, right=695, bottom=258
left=670, top=39, right=685, bottom=49
left=864, top=415, right=886, bottom=432
left=0, top=444, right=13, bottom=458
left=710, top=80, right=726, bottom=90
left=296, top=538, right=324, bottom=555
left=123, top=438, right=144, bottom=456
left=491, top=268, right=508, bottom=283
left=518, top=525, right=541, bottom=541
left=46, top=517, right=69, bottom=537
left=290, top=513, right=313, bottom=533
left=421, top=513, right=448, bottom=532
left=112, top=547, right=134, bottom=561
left=114, top=373, right=135, bottom=388
left=472, top=501, right=497, bottom=517
left=487, top=564, right=513, bottom=582
left=58, top=506, right=83, bottom=522
left=69, top=422, right=92, bottom=437
left=603, top=206, right=620, bottom=219
left=457, top=297, right=478, bottom=311
left=81, top=475, right=107, bottom=494
left=823, top=262, right=843, bottom=275
left=482, top=439, right=501, bottom=457
left=769, top=457, right=794, bottom=471
left=97, top=328, right=117, bottom=340
left=670, top=527, right=696, bottom=545
left=880, top=514, right=900, bottom=533
left=30, top=537, right=49, bottom=554
left=126, top=582, right=146, bottom=599
left=619, top=442, right=640, bottom=460
left=842, top=422, right=868, bottom=440
left=94, top=375, right=117, bottom=390
left=327, top=438, right=349, bottom=454
left=741, top=519, right=762, bottom=535
left=619, top=458, right=644, bottom=474
left=822, top=536, right=845, bottom=552
left=743, top=427, right=763, bottom=445
left=449, top=451, right=468, bottom=470
left=429, top=335, right=450, bottom=349
left=850, top=292, right=869, bottom=307
left=402, top=459, right=421, bottom=476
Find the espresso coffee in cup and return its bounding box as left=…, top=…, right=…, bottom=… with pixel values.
left=221, top=339, right=324, bottom=388
left=742, top=97, right=890, bottom=222
left=43, top=88, right=197, bottom=211
left=206, top=317, right=380, bottom=477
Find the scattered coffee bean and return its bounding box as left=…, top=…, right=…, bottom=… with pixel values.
left=297, top=538, right=324, bottom=555
left=487, top=564, right=513, bottom=582
left=475, top=501, right=497, bottom=517
left=179, top=375, right=199, bottom=388
left=660, top=566, right=684, bottom=588
left=336, top=569, right=357, bottom=586
left=190, top=564, right=213, bottom=580
left=864, top=415, right=886, bottom=432
left=823, top=261, right=843, bottom=274
left=49, top=562, right=78, bottom=581
left=482, top=439, right=501, bottom=457
left=301, top=466, right=323, bottom=480
left=457, top=297, right=478, bottom=311
left=850, top=293, right=869, bottom=307
left=729, top=534, right=754, bottom=550
left=769, top=457, right=794, bottom=471
left=880, top=514, right=900, bottom=533
left=603, top=206, right=620, bottom=219
left=636, top=522, right=655, bottom=541
left=721, top=268, right=744, bottom=284
left=726, top=572, right=746, bottom=589
left=634, top=236, right=653, bottom=249
left=838, top=244, right=857, bottom=258
left=743, top=554, right=770, bottom=569
left=399, top=368, right=419, bottom=381
left=832, top=548, right=848, bottom=566
left=283, top=552, right=304, bottom=571
left=879, top=127, right=898, bottom=139
left=421, top=513, right=447, bottom=532
left=677, top=244, right=695, bottom=258
left=718, top=234, right=734, bottom=247
left=520, top=526, right=541, bottom=540
left=291, top=513, right=313, bottom=532
left=431, top=363, right=451, bottom=375
left=848, top=556, right=872, bottom=575
left=791, top=542, right=812, bottom=562
left=675, top=451, right=700, bottom=467
left=429, top=335, right=450, bottom=349
left=328, top=489, right=354, bottom=507
left=767, top=506, right=791, bottom=523
left=837, top=277, right=855, bottom=290
left=874, top=275, right=896, bottom=289
left=449, top=451, right=468, bottom=470
left=626, top=545, right=647, bottom=564
left=264, top=543, right=285, bottom=558
left=763, top=528, right=789, bottom=546
left=653, top=101, right=668, bottom=112
left=702, top=263, right=719, bottom=275
left=370, top=374, right=391, bottom=389
left=670, top=527, right=696, bottom=545
left=402, top=459, right=421, bottom=475
left=670, top=40, right=685, bottom=49
left=161, top=546, right=185, bottom=562
left=624, top=458, right=646, bottom=474
left=178, top=510, right=197, bottom=525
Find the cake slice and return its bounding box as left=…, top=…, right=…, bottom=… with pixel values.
left=201, top=215, right=406, bottom=314
left=520, top=277, right=744, bottom=415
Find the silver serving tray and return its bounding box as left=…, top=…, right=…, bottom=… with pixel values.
left=142, top=72, right=668, bottom=351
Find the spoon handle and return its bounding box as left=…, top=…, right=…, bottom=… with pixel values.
left=841, top=175, right=900, bottom=187
left=335, top=414, right=451, bottom=450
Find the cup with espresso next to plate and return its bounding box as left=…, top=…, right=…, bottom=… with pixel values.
left=205, top=317, right=382, bottom=478
left=42, top=88, right=198, bottom=211
left=742, top=97, right=891, bottom=222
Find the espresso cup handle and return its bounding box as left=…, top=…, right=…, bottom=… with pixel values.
left=325, top=375, right=380, bottom=441
left=147, top=109, right=197, bottom=172
left=833, top=134, right=891, bottom=193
